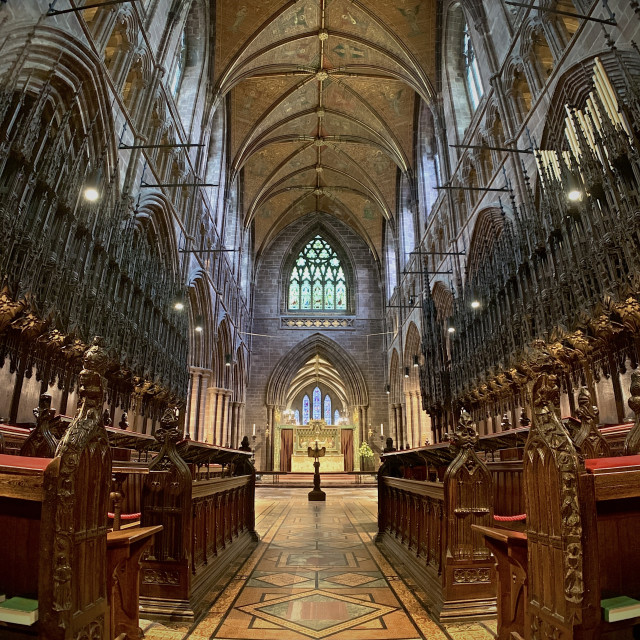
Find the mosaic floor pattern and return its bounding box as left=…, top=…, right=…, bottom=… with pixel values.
left=142, top=488, right=497, bottom=640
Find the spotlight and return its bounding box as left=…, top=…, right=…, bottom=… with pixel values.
left=566, top=172, right=583, bottom=203
left=174, top=302, right=184, bottom=311
left=447, top=326, right=455, bottom=333
left=404, top=366, right=410, bottom=378
left=471, top=300, right=480, bottom=309
left=385, top=384, right=390, bottom=394
left=413, top=355, right=419, bottom=367
left=225, top=354, right=232, bottom=367
left=195, top=325, right=203, bottom=332
left=567, top=189, right=582, bottom=202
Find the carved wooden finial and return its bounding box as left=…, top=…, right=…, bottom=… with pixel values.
left=501, top=412, right=512, bottom=431
left=624, top=372, right=640, bottom=454
left=447, top=409, right=479, bottom=450
left=118, top=412, right=129, bottom=430
left=21, top=393, right=57, bottom=458
left=574, top=386, right=609, bottom=458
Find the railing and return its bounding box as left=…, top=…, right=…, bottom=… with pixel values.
left=379, top=478, right=444, bottom=574
left=255, top=470, right=377, bottom=485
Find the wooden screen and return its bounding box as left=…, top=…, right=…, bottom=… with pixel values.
left=280, top=429, right=293, bottom=472
left=341, top=429, right=353, bottom=472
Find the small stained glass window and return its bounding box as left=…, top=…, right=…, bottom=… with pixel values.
left=313, top=386, right=321, bottom=420
left=324, top=395, right=332, bottom=424
left=334, top=409, right=340, bottom=425
left=288, top=235, right=347, bottom=311
left=302, top=395, right=310, bottom=425
left=294, top=409, right=300, bottom=425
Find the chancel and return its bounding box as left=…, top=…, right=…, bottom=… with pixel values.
left=2, top=1, right=640, bottom=639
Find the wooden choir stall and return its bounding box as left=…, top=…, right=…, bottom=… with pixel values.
left=0, top=337, right=257, bottom=639
left=378, top=374, right=640, bottom=638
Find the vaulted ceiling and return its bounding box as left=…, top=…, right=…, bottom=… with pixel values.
left=213, top=0, right=437, bottom=258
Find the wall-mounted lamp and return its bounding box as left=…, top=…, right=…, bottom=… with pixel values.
left=413, top=355, right=419, bottom=368
left=404, top=366, right=410, bottom=378
left=385, top=384, right=390, bottom=394
left=83, top=168, right=102, bottom=202
left=447, top=326, right=456, bottom=334
left=174, top=301, right=185, bottom=311
left=566, top=172, right=583, bottom=202
left=471, top=300, right=480, bottom=309
left=225, top=354, right=232, bottom=367
left=194, top=315, right=203, bottom=332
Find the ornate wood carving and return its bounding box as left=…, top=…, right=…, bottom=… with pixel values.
left=39, top=336, right=112, bottom=640
left=524, top=374, right=584, bottom=638
left=20, top=393, right=57, bottom=458
left=624, top=371, right=640, bottom=455
left=574, top=387, right=610, bottom=458
left=444, top=410, right=493, bottom=562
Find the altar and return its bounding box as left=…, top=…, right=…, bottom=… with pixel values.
left=276, top=418, right=357, bottom=472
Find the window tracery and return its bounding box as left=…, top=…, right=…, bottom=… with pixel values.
left=288, top=235, right=347, bottom=312
left=313, top=386, right=321, bottom=420
left=463, top=28, right=483, bottom=111
left=324, top=395, right=332, bottom=424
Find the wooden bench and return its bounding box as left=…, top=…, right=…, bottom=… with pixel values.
left=516, top=375, right=640, bottom=639
left=138, top=409, right=256, bottom=622
left=377, top=411, right=497, bottom=620
left=0, top=337, right=112, bottom=640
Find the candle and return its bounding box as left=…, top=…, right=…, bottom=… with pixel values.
left=380, top=423, right=384, bottom=436
left=252, top=423, right=256, bottom=436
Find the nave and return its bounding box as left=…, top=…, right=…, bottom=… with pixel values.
left=141, top=489, right=496, bottom=640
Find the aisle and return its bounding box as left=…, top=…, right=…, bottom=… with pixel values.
left=143, top=488, right=496, bottom=640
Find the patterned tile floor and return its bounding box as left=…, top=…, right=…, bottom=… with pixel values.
left=142, top=488, right=496, bottom=640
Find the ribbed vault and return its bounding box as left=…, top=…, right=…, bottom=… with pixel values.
left=212, top=0, right=437, bottom=257
left=266, top=333, right=369, bottom=407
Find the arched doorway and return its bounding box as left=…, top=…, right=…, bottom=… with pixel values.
left=265, top=334, right=369, bottom=472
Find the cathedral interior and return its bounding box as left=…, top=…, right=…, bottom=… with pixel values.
left=2, top=1, right=640, bottom=639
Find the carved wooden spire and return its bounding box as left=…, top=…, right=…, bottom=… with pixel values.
left=574, top=386, right=610, bottom=458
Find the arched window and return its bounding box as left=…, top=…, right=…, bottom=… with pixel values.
left=463, top=28, right=483, bottom=110
left=294, top=409, right=300, bottom=425
left=313, top=386, right=321, bottom=419
left=334, top=409, right=340, bottom=425
left=324, top=395, right=332, bottom=424
left=288, top=235, right=347, bottom=311
left=170, top=30, right=186, bottom=95
left=302, top=395, right=310, bottom=425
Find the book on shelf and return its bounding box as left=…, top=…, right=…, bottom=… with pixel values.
left=0, top=596, right=38, bottom=625
left=601, top=595, right=640, bottom=623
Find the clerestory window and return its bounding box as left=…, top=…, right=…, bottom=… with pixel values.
left=288, top=235, right=347, bottom=311
left=463, top=28, right=483, bottom=111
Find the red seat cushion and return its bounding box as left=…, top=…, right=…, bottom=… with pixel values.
left=585, top=455, right=640, bottom=472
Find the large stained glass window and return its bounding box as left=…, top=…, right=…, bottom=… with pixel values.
left=288, top=235, right=347, bottom=311
left=324, top=395, right=332, bottom=424
left=313, top=386, right=321, bottom=420
left=302, top=395, right=310, bottom=425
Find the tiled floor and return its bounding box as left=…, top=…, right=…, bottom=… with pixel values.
left=142, top=488, right=496, bottom=640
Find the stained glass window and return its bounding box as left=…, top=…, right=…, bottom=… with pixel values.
left=324, top=395, right=332, bottom=424
left=294, top=409, right=300, bottom=425
left=302, top=395, right=310, bottom=425
left=288, top=235, right=347, bottom=311
left=463, top=28, right=483, bottom=111
left=334, top=409, right=340, bottom=425
left=313, top=386, right=321, bottom=420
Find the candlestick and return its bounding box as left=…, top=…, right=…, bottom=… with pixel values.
left=252, top=423, right=256, bottom=436
left=380, top=423, right=384, bottom=436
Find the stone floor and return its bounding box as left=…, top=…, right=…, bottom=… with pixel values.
left=142, top=488, right=497, bottom=640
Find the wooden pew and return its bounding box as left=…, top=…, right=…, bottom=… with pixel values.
left=139, top=408, right=256, bottom=622
left=522, top=374, right=640, bottom=639
left=377, top=410, right=498, bottom=621
left=0, top=337, right=112, bottom=640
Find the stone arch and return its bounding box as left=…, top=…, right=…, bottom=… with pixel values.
left=266, top=334, right=369, bottom=409
left=431, top=281, right=454, bottom=321
left=404, top=322, right=422, bottom=392
left=216, top=317, right=233, bottom=390
left=389, top=348, right=401, bottom=405
left=103, top=6, right=138, bottom=88
left=466, top=208, right=505, bottom=280
left=134, top=193, right=180, bottom=274
left=187, top=273, right=213, bottom=371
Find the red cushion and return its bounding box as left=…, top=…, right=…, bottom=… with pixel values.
left=0, top=453, right=52, bottom=472
left=585, top=455, right=640, bottom=472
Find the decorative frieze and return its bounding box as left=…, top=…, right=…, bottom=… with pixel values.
left=281, top=316, right=355, bottom=329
